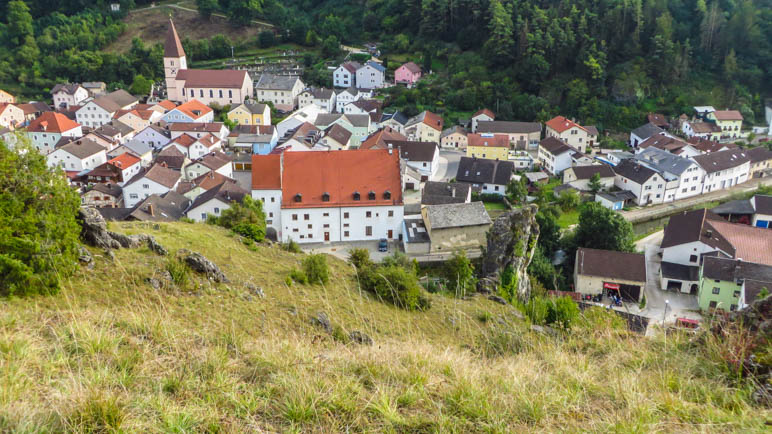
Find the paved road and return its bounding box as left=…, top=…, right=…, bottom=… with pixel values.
left=620, top=177, right=772, bottom=223
left=302, top=239, right=396, bottom=263
left=436, top=149, right=464, bottom=182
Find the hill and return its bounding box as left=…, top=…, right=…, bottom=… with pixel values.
left=0, top=221, right=767, bottom=431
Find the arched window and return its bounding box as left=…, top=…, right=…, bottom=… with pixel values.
left=322, top=192, right=330, bottom=202
left=368, top=191, right=376, bottom=200
left=209, top=90, right=213, bottom=98
left=383, top=190, right=391, bottom=199
left=353, top=191, right=360, bottom=201
left=294, top=193, right=302, bottom=202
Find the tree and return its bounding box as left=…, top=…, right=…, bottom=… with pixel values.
left=588, top=173, right=602, bottom=194
left=196, top=0, right=218, bottom=20
left=506, top=178, right=527, bottom=204
left=535, top=206, right=561, bottom=257
left=258, top=30, right=276, bottom=48
left=227, top=0, right=263, bottom=26
left=129, top=74, right=152, bottom=96
left=7, top=1, right=34, bottom=46
left=212, top=195, right=266, bottom=242
left=558, top=189, right=580, bottom=210
left=303, top=254, right=329, bottom=284
left=321, top=35, right=340, bottom=58
left=484, top=0, right=514, bottom=63
left=444, top=250, right=475, bottom=296
left=0, top=136, right=81, bottom=296
left=573, top=202, right=634, bottom=253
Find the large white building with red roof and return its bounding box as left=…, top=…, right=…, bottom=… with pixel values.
left=544, top=116, right=597, bottom=153
left=251, top=149, right=404, bottom=243
left=164, top=20, right=253, bottom=105
left=25, top=111, right=82, bottom=154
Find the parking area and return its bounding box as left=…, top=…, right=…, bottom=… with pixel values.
left=301, top=239, right=399, bottom=262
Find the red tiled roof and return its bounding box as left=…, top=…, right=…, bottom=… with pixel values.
left=251, top=154, right=282, bottom=190
left=27, top=112, right=80, bottom=133
left=360, top=127, right=407, bottom=150
left=467, top=133, right=509, bottom=148
left=712, top=110, right=743, bottom=121
left=709, top=220, right=772, bottom=266
left=171, top=133, right=197, bottom=148
left=174, top=99, right=213, bottom=120
left=169, top=123, right=224, bottom=133
left=545, top=116, right=587, bottom=134
left=421, top=111, right=444, bottom=131
left=108, top=152, right=141, bottom=169
left=156, top=100, right=177, bottom=111
left=473, top=109, right=495, bottom=119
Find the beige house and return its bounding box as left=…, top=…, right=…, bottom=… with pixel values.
left=405, top=111, right=444, bottom=144
left=747, top=147, right=772, bottom=178
left=115, top=109, right=162, bottom=133
left=545, top=116, right=596, bottom=154
left=574, top=248, right=646, bottom=302
left=255, top=74, right=305, bottom=112
left=0, top=103, right=24, bottom=129
left=421, top=201, right=492, bottom=253
left=440, top=126, right=468, bottom=149
left=0, top=89, right=15, bottom=104
left=476, top=121, right=542, bottom=150
left=707, top=110, right=743, bottom=141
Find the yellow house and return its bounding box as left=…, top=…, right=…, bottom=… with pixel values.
left=707, top=110, right=743, bottom=140
left=227, top=102, right=271, bottom=126
left=0, top=89, right=15, bottom=104
left=466, top=133, right=510, bottom=160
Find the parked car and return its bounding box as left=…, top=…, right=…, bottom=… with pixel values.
left=378, top=238, right=388, bottom=252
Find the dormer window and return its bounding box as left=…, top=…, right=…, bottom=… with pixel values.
left=353, top=191, right=360, bottom=201
left=368, top=191, right=376, bottom=200
left=322, top=192, right=330, bottom=202
left=294, top=193, right=302, bottom=203
left=383, top=190, right=391, bottom=199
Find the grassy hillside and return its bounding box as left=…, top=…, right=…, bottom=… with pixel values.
left=0, top=222, right=767, bottom=431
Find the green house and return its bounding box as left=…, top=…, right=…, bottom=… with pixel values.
left=698, top=256, right=772, bottom=312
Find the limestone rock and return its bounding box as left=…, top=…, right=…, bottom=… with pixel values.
left=182, top=251, right=229, bottom=283
left=78, top=247, right=93, bottom=264
left=78, top=207, right=120, bottom=249
left=311, top=312, right=332, bottom=333
left=246, top=283, right=265, bottom=298
left=348, top=330, right=373, bottom=345
left=488, top=295, right=508, bottom=305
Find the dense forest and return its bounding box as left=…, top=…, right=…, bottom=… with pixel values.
left=0, top=0, right=770, bottom=131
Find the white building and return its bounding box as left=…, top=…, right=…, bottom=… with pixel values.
left=169, top=122, right=229, bottom=141
left=612, top=159, right=668, bottom=206
left=634, top=147, right=706, bottom=201
left=629, top=122, right=665, bottom=148
left=334, top=87, right=372, bottom=113
left=693, top=148, right=751, bottom=193
left=537, top=137, right=574, bottom=176
left=660, top=209, right=735, bottom=267
left=276, top=104, right=323, bottom=137
left=470, top=109, right=495, bottom=133
left=386, top=140, right=440, bottom=180
left=545, top=116, right=596, bottom=153
left=355, top=61, right=386, bottom=89
left=250, top=149, right=404, bottom=243
left=46, top=138, right=106, bottom=172
left=25, top=112, right=83, bottom=154
left=455, top=156, right=515, bottom=196
left=186, top=181, right=249, bottom=222
left=75, top=89, right=138, bottom=128
left=161, top=99, right=214, bottom=124
left=183, top=151, right=233, bottom=180
left=333, top=62, right=361, bottom=88
left=255, top=74, right=305, bottom=112
left=297, top=88, right=336, bottom=113
left=122, top=163, right=182, bottom=208
left=51, top=84, right=89, bottom=109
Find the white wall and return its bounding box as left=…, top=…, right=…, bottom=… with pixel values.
left=251, top=189, right=282, bottom=232
left=333, top=66, right=355, bottom=88
left=662, top=241, right=724, bottom=267
left=280, top=205, right=403, bottom=243
left=123, top=177, right=175, bottom=208
left=188, top=198, right=230, bottom=222
left=47, top=149, right=106, bottom=172
left=76, top=102, right=113, bottom=128
left=700, top=161, right=750, bottom=193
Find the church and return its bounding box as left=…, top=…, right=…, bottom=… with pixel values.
left=164, top=20, right=254, bottom=106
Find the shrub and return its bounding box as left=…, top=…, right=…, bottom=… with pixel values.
left=360, top=265, right=431, bottom=311
left=498, top=265, right=518, bottom=302
left=213, top=196, right=266, bottom=242
left=165, top=258, right=190, bottom=288
left=288, top=268, right=307, bottom=284
left=282, top=239, right=302, bottom=253
left=348, top=248, right=373, bottom=270
left=546, top=296, right=580, bottom=329
left=0, top=138, right=81, bottom=296
left=443, top=250, right=476, bottom=297
left=303, top=254, right=329, bottom=284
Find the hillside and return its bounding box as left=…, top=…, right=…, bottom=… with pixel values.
left=0, top=221, right=767, bottom=431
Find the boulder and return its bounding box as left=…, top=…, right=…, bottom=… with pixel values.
left=78, top=207, right=120, bottom=249
left=78, top=247, right=93, bottom=264
left=310, top=312, right=332, bottom=333
left=146, top=236, right=168, bottom=256
left=348, top=330, right=373, bottom=345
left=488, top=295, right=508, bottom=305
left=182, top=251, right=229, bottom=283
left=246, top=283, right=265, bottom=298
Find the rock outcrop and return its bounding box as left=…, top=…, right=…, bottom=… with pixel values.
left=479, top=205, right=540, bottom=301
left=78, top=207, right=167, bottom=255
left=180, top=250, right=229, bottom=283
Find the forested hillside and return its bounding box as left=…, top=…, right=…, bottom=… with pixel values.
left=0, top=0, right=769, bottom=130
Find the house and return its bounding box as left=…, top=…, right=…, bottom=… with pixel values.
left=333, top=62, right=361, bottom=88
left=125, top=191, right=191, bottom=222
left=380, top=111, right=409, bottom=135
left=440, top=126, right=468, bottom=149
left=692, top=148, right=750, bottom=193
left=280, top=122, right=323, bottom=152
left=82, top=183, right=123, bottom=208
left=612, top=159, right=668, bottom=206
left=630, top=122, right=665, bottom=148
left=385, top=140, right=440, bottom=180
left=405, top=111, right=443, bottom=144
left=595, top=190, right=636, bottom=211
left=82, top=82, right=107, bottom=97
left=395, top=62, right=422, bottom=86
left=16, top=102, right=51, bottom=123
left=47, top=138, right=106, bottom=172
left=297, top=88, right=336, bottom=113
left=510, top=151, right=535, bottom=170
left=360, top=127, right=407, bottom=150
left=343, top=99, right=382, bottom=116
left=699, top=256, right=772, bottom=312
left=133, top=123, right=171, bottom=150
left=255, top=74, right=305, bottom=112
left=660, top=209, right=735, bottom=271
left=75, top=90, right=138, bottom=128
left=421, top=181, right=472, bottom=205
left=562, top=165, right=615, bottom=191
left=0, top=89, right=14, bottom=104
left=421, top=201, right=492, bottom=253
left=682, top=120, right=722, bottom=141
left=401, top=160, right=423, bottom=191
left=164, top=20, right=253, bottom=105
left=227, top=102, right=271, bottom=128
left=165, top=133, right=222, bottom=159
left=647, top=113, right=669, bottom=129
left=402, top=217, right=431, bottom=255
left=634, top=147, right=705, bottom=201
left=250, top=149, right=404, bottom=243
left=26, top=112, right=82, bottom=154
left=706, top=110, right=743, bottom=141
left=687, top=137, right=735, bottom=155
left=162, top=99, right=214, bottom=124
left=169, top=122, right=229, bottom=141
left=123, top=140, right=154, bottom=166
left=318, top=124, right=353, bottom=150
left=524, top=171, right=549, bottom=186
left=574, top=248, right=646, bottom=302
left=537, top=137, right=574, bottom=176
left=177, top=171, right=235, bottom=200
left=86, top=152, right=142, bottom=186
left=0, top=103, right=24, bottom=129
left=334, top=87, right=372, bottom=113
left=355, top=61, right=386, bottom=89
left=470, top=109, right=495, bottom=133
left=476, top=121, right=541, bottom=150
left=51, top=84, right=89, bottom=109
left=276, top=104, right=322, bottom=137
left=545, top=116, right=595, bottom=153
left=0, top=127, right=17, bottom=148
left=186, top=181, right=249, bottom=222
left=230, top=125, right=278, bottom=154
left=123, top=163, right=183, bottom=208
left=747, top=147, right=772, bottom=178
left=712, top=195, right=772, bottom=228
left=314, top=113, right=371, bottom=144
left=149, top=100, right=177, bottom=114
left=636, top=135, right=691, bottom=156
left=455, top=156, right=514, bottom=196
left=184, top=151, right=233, bottom=180
left=466, top=133, right=509, bottom=160
left=116, top=108, right=163, bottom=132
left=98, top=120, right=136, bottom=146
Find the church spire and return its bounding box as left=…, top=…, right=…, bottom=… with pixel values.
left=164, top=19, right=185, bottom=58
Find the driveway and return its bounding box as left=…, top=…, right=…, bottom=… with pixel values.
left=436, top=149, right=464, bottom=181
left=302, top=240, right=398, bottom=263
left=631, top=230, right=701, bottom=328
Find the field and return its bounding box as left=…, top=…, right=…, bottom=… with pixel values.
left=0, top=222, right=767, bottom=431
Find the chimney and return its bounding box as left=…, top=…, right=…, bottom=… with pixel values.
left=706, top=229, right=713, bottom=238
left=147, top=204, right=154, bottom=216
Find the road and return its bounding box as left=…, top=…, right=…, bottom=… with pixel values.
left=620, top=177, right=772, bottom=223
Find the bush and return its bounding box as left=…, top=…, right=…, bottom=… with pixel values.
left=359, top=265, right=431, bottom=311
left=258, top=30, right=276, bottom=48
left=282, top=239, right=302, bottom=253
left=302, top=254, right=329, bottom=284
left=348, top=248, right=373, bottom=270
left=0, top=138, right=81, bottom=296
left=443, top=250, right=476, bottom=297
left=212, top=196, right=266, bottom=242
left=288, top=268, right=307, bottom=284
left=546, top=296, right=580, bottom=329
left=165, top=258, right=190, bottom=288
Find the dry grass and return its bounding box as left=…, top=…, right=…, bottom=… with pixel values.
left=0, top=222, right=768, bottom=431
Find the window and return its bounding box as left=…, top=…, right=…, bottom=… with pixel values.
left=709, top=301, right=718, bottom=309
left=292, top=214, right=298, bottom=221
left=293, top=228, right=299, bottom=232
left=353, top=191, right=360, bottom=201
left=323, top=212, right=329, bottom=217
left=294, top=193, right=302, bottom=203
left=365, top=226, right=372, bottom=236
left=271, top=197, right=275, bottom=203
left=229, top=90, right=232, bottom=98
left=304, top=214, right=310, bottom=220
left=343, top=223, right=349, bottom=228
left=712, top=287, right=720, bottom=295
left=388, top=210, right=394, bottom=217
left=308, top=224, right=312, bottom=229
left=201, top=213, right=207, bottom=219
left=269, top=212, right=273, bottom=217
left=730, top=304, right=737, bottom=311
left=734, top=290, right=741, bottom=298
left=142, top=184, right=149, bottom=189
left=323, top=224, right=329, bottom=228
left=344, top=212, right=349, bottom=219
left=214, top=207, right=220, bottom=214
left=209, top=90, right=213, bottom=98
left=129, top=193, right=138, bottom=199
left=219, top=90, right=223, bottom=98
left=200, top=90, right=203, bottom=97
left=689, top=255, right=697, bottom=263
left=322, top=192, right=330, bottom=202
left=366, top=211, right=372, bottom=218
left=344, top=231, right=349, bottom=237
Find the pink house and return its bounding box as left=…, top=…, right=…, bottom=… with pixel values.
left=395, top=62, right=422, bottom=86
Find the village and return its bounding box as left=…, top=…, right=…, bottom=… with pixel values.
left=1, top=19, right=771, bottom=327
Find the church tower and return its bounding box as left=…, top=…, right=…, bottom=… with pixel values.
left=164, top=19, right=187, bottom=102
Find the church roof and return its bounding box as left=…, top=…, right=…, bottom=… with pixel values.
left=165, top=19, right=185, bottom=58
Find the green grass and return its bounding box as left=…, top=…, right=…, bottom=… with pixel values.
left=0, top=222, right=766, bottom=431
left=556, top=209, right=579, bottom=228
left=483, top=201, right=508, bottom=211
